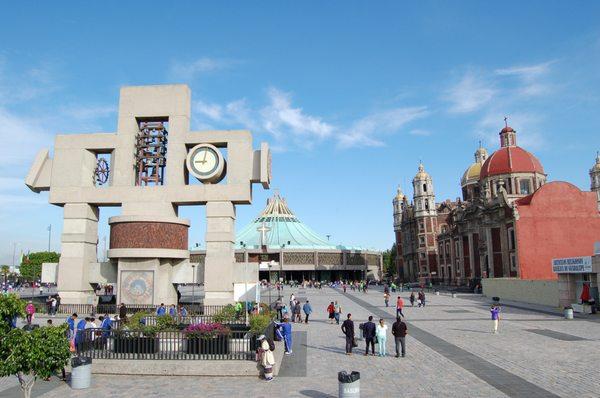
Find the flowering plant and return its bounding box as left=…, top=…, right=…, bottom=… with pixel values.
left=184, top=322, right=231, bottom=339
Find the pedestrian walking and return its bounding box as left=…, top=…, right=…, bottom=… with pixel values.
left=384, top=292, right=390, bottom=307
left=156, top=303, right=167, bottom=316
left=25, top=301, right=35, bottom=324
left=409, top=292, right=415, bottom=307
left=362, top=316, right=376, bottom=356
left=45, top=296, right=53, bottom=315
left=293, top=300, right=302, bottom=323
left=327, top=302, right=335, bottom=324
left=334, top=301, right=342, bottom=325
left=491, top=304, right=501, bottom=334
left=376, top=318, right=388, bottom=356
left=302, top=300, right=313, bottom=323
left=418, top=290, right=426, bottom=307
left=396, top=296, right=405, bottom=318
left=341, top=313, right=355, bottom=355
left=55, top=294, right=61, bottom=314
left=392, top=316, right=407, bottom=357
left=67, top=313, right=77, bottom=341
left=289, top=293, right=295, bottom=310
left=119, top=303, right=128, bottom=320
left=280, top=318, right=293, bottom=354
left=257, top=335, right=275, bottom=381
left=51, top=296, right=57, bottom=316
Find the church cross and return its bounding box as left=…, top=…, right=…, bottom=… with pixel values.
left=257, top=222, right=271, bottom=246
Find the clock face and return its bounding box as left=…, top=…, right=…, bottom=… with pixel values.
left=186, top=144, right=226, bottom=183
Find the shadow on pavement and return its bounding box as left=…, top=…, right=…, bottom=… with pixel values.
left=299, top=390, right=336, bottom=398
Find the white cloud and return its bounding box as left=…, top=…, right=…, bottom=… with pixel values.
left=260, top=88, right=334, bottom=142
left=339, top=107, right=429, bottom=148
left=444, top=71, right=496, bottom=114
left=495, top=61, right=555, bottom=97
left=169, top=57, right=233, bottom=81
left=194, top=100, right=223, bottom=121
left=192, top=88, right=428, bottom=150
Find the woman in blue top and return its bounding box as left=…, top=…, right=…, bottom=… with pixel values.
left=490, top=305, right=501, bottom=334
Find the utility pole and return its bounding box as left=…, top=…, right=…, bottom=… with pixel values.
left=47, top=225, right=52, bottom=252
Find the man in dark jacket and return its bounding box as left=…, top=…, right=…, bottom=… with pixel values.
left=392, top=316, right=408, bottom=357
left=362, top=316, right=376, bottom=356
left=341, top=313, right=355, bottom=355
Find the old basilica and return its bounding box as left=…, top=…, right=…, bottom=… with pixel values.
left=393, top=122, right=600, bottom=286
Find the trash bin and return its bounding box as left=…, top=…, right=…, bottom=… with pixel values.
left=338, top=371, right=360, bottom=398
left=70, top=356, right=92, bottom=389
left=564, top=307, right=574, bottom=320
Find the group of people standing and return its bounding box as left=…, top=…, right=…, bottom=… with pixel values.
left=341, top=313, right=408, bottom=358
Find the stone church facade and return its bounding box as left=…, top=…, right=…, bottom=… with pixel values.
left=394, top=123, right=600, bottom=285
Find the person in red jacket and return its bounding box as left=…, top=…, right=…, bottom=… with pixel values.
left=327, top=302, right=335, bottom=324
left=396, top=296, right=405, bottom=318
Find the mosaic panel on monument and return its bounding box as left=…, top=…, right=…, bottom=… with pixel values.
left=283, top=252, right=315, bottom=265
left=318, top=252, right=343, bottom=265
left=346, top=253, right=366, bottom=265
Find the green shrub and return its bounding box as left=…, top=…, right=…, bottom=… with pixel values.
left=249, top=314, right=271, bottom=335
left=155, top=315, right=178, bottom=331
left=213, top=304, right=239, bottom=323
left=1, top=294, right=25, bottom=333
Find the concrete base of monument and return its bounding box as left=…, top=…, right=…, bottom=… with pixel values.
left=89, top=342, right=284, bottom=377
left=57, top=290, right=96, bottom=305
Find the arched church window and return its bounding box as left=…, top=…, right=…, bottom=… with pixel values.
left=425, top=199, right=429, bottom=210
left=423, top=183, right=427, bottom=192
left=520, top=179, right=531, bottom=195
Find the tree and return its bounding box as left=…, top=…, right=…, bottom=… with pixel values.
left=382, top=243, right=398, bottom=277
left=19, top=252, right=60, bottom=282
left=0, top=293, right=25, bottom=333
left=1, top=265, right=9, bottom=285
left=0, top=325, right=71, bottom=398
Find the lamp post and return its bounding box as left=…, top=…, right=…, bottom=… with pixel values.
left=191, top=264, right=196, bottom=307
left=47, top=225, right=51, bottom=252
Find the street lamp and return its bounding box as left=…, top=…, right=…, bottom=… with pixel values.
left=191, top=264, right=196, bottom=307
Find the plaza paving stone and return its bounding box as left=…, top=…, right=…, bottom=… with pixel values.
left=3, top=286, right=600, bottom=397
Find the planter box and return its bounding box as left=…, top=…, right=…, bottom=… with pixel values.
left=185, top=336, right=230, bottom=355
left=113, top=336, right=159, bottom=354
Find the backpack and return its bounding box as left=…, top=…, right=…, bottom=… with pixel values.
left=268, top=339, right=275, bottom=351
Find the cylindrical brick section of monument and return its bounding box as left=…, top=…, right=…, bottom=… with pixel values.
left=108, top=216, right=190, bottom=258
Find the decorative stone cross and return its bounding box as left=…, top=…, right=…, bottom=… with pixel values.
left=257, top=222, right=271, bottom=247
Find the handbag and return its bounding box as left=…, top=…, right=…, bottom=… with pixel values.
left=352, top=337, right=358, bottom=348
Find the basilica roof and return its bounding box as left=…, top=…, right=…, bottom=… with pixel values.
left=480, top=146, right=545, bottom=179
left=461, top=162, right=482, bottom=187
left=236, top=193, right=368, bottom=251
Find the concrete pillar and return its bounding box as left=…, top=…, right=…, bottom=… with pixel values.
left=468, top=234, right=475, bottom=279
left=57, top=203, right=99, bottom=304
left=486, top=228, right=494, bottom=278
left=204, top=201, right=236, bottom=304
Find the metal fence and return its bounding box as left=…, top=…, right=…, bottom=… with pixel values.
left=33, top=303, right=233, bottom=316
left=76, top=328, right=257, bottom=360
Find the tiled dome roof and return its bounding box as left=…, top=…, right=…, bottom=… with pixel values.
left=480, top=146, right=544, bottom=179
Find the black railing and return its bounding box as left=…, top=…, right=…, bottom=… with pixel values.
left=33, top=303, right=231, bottom=316
left=139, top=315, right=246, bottom=327
left=76, top=328, right=257, bottom=360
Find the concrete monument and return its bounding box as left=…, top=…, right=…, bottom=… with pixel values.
left=26, top=84, right=271, bottom=305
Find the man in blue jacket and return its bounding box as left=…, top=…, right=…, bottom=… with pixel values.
left=302, top=300, right=313, bottom=324
left=156, top=303, right=166, bottom=316
left=362, top=316, right=376, bottom=356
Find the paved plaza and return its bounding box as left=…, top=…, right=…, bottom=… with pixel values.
left=2, top=287, right=600, bottom=398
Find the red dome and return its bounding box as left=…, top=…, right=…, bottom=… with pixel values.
left=500, top=126, right=515, bottom=134
left=480, top=146, right=545, bottom=179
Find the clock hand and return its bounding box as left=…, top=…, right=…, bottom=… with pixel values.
left=202, top=149, right=208, bottom=162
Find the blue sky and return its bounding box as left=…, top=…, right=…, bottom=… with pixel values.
left=1, top=2, right=600, bottom=265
